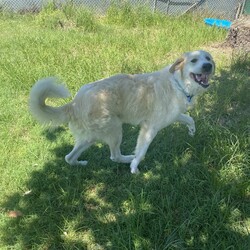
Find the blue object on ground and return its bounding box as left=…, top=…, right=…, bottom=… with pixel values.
left=204, top=18, right=232, bottom=29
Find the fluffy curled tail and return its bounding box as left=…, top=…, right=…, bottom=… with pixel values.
left=29, top=77, right=72, bottom=126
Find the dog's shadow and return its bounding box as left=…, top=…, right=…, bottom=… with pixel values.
left=2, top=126, right=249, bottom=248
left=42, top=126, right=67, bottom=141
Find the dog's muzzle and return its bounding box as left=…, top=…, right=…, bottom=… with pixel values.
left=190, top=63, right=213, bottom=88
left=202, top=63, right=213, bottom=74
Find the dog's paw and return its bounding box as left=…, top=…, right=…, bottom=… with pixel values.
left=121, top=155, right=135, bottom=163
left=77, top=160, right=88, bottom=166
left=187, top=122, right=196, bottom=136
left=131, top=167, right=140, bottom=174
left=65, top=155, right=88, bottom=166
left=188, top=126, right=195, bottom=136
left=130, top=159, right=140, bottom=174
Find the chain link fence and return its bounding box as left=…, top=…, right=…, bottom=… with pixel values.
left=0, top=0, right=247, bottom=20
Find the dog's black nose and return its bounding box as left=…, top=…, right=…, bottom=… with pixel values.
left=202, top=63, right=213, bottom=73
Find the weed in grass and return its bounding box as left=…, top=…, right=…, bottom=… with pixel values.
left=37, top=2, right=99, bottom=31
left=231, top=49, right=250, bottom=74
left=106, top=2, right=164, bottom=28
left=36, top=1, right=66, bottom=29
left=75, top=8, right=99, bottom=31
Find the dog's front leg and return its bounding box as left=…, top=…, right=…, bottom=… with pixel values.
left=177, top=113, right=195, bottom=136
left=130, top=124, right=158, bottom=174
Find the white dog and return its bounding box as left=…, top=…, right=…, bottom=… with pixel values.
left=30, top=50, right=215, bottom=173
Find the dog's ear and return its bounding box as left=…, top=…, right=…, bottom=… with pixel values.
left=169, top=57, right=185, bottom=73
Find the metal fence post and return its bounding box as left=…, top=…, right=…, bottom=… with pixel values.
left=153, top=0, right=157, bottom=12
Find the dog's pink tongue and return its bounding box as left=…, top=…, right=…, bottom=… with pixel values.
left=197, top=74, right=208, bottom=84
left=202, top=74, right=209, bottom=84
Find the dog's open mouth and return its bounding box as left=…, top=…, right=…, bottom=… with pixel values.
left=190, top=73, right=210, bottom=88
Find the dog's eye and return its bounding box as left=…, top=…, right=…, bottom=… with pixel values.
left=191, top=58, right=198, bottom=63
left=206, top=56, right=211, bottom=61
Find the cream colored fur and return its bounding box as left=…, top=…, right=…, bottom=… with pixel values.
left=29, top=50, right=215, bottom=173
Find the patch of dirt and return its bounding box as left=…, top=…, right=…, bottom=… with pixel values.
left=226, top=15, right=250, bottom=52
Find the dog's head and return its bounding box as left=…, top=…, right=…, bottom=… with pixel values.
left=169, top=50, right=215, bottom=94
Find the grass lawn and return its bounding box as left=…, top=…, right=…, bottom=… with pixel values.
left=0, top=4, right=249, bottom=249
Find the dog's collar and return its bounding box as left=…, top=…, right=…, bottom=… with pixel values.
left=186, top=95, right=193, bottom=103
left=173, top=77, right=193, bottom=103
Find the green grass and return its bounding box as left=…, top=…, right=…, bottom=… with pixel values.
left=0, top=5, right=249, bottom=249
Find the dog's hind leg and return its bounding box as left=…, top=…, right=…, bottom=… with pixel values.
left=65, top=141, right=93, bottom=166
left=106, top=123, right=135, bottom=164
left=109, top=142, right=135, bottom=163
left=109, top=138, right=135, bottom=164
